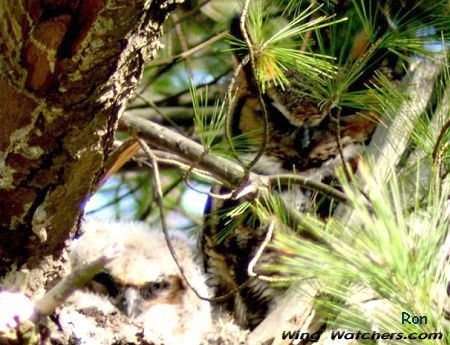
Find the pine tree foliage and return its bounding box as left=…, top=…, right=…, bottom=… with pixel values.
left=266, top=161, right=449, bottom=343
left=93, top=0, right=450, bottom=341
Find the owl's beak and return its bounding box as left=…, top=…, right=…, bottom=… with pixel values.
left=122, top=287, right=142, bottom=317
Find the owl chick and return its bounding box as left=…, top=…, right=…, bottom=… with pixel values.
left=60, top=220, right=212, bottom=345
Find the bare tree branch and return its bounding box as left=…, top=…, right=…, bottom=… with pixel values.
left=122, top=113, right=246, bottom=186
left=121, top=113, right=334, bottom=242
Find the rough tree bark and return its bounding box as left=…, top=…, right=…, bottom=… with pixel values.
left=0, top=0, right=182, bottom=293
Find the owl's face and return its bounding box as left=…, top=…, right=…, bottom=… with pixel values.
left=232, top=85, right=378, bottom=174
left=88, top=271, right=185, bottom=318
left=65, top=221, right=212, bottom=345
left=70, top=221, right=203, bottom=319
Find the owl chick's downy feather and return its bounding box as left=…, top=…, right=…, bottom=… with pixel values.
left=61, top=220, right=212, bottom=345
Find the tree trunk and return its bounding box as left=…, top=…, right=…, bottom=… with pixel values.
left=0, top=0, right=180, bottom=292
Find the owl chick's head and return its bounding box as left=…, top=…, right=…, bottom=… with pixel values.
left=70, top=220, right=206, bottom=318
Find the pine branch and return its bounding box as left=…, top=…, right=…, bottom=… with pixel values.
left=335, top=57, right=444, bottom=222
left=120, top=113, right=346, bottom=242
left=121, top=113, right=246, bottom=186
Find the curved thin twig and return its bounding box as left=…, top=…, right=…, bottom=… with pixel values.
left=238, top=0, right=270, bottom=173
left=432, top=118, right=450, bottom=164
left=267, top=173, right=350, bottom=205
left=248, top=219, right=311, bottom=283
left=138, top=138, right=256, bottom=303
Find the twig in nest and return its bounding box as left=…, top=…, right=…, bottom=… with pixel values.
left=33, top=244, right=121, bottom=318
left=248, top=220, right=307, bottom=283
left=248, top=220, right=275, bottom=278
left=266, top=173, right=351, bottom=205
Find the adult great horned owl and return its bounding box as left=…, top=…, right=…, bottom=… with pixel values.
left=60, top=220, right=212, bottom=345
left=200, top=13, right=386, bottom=330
